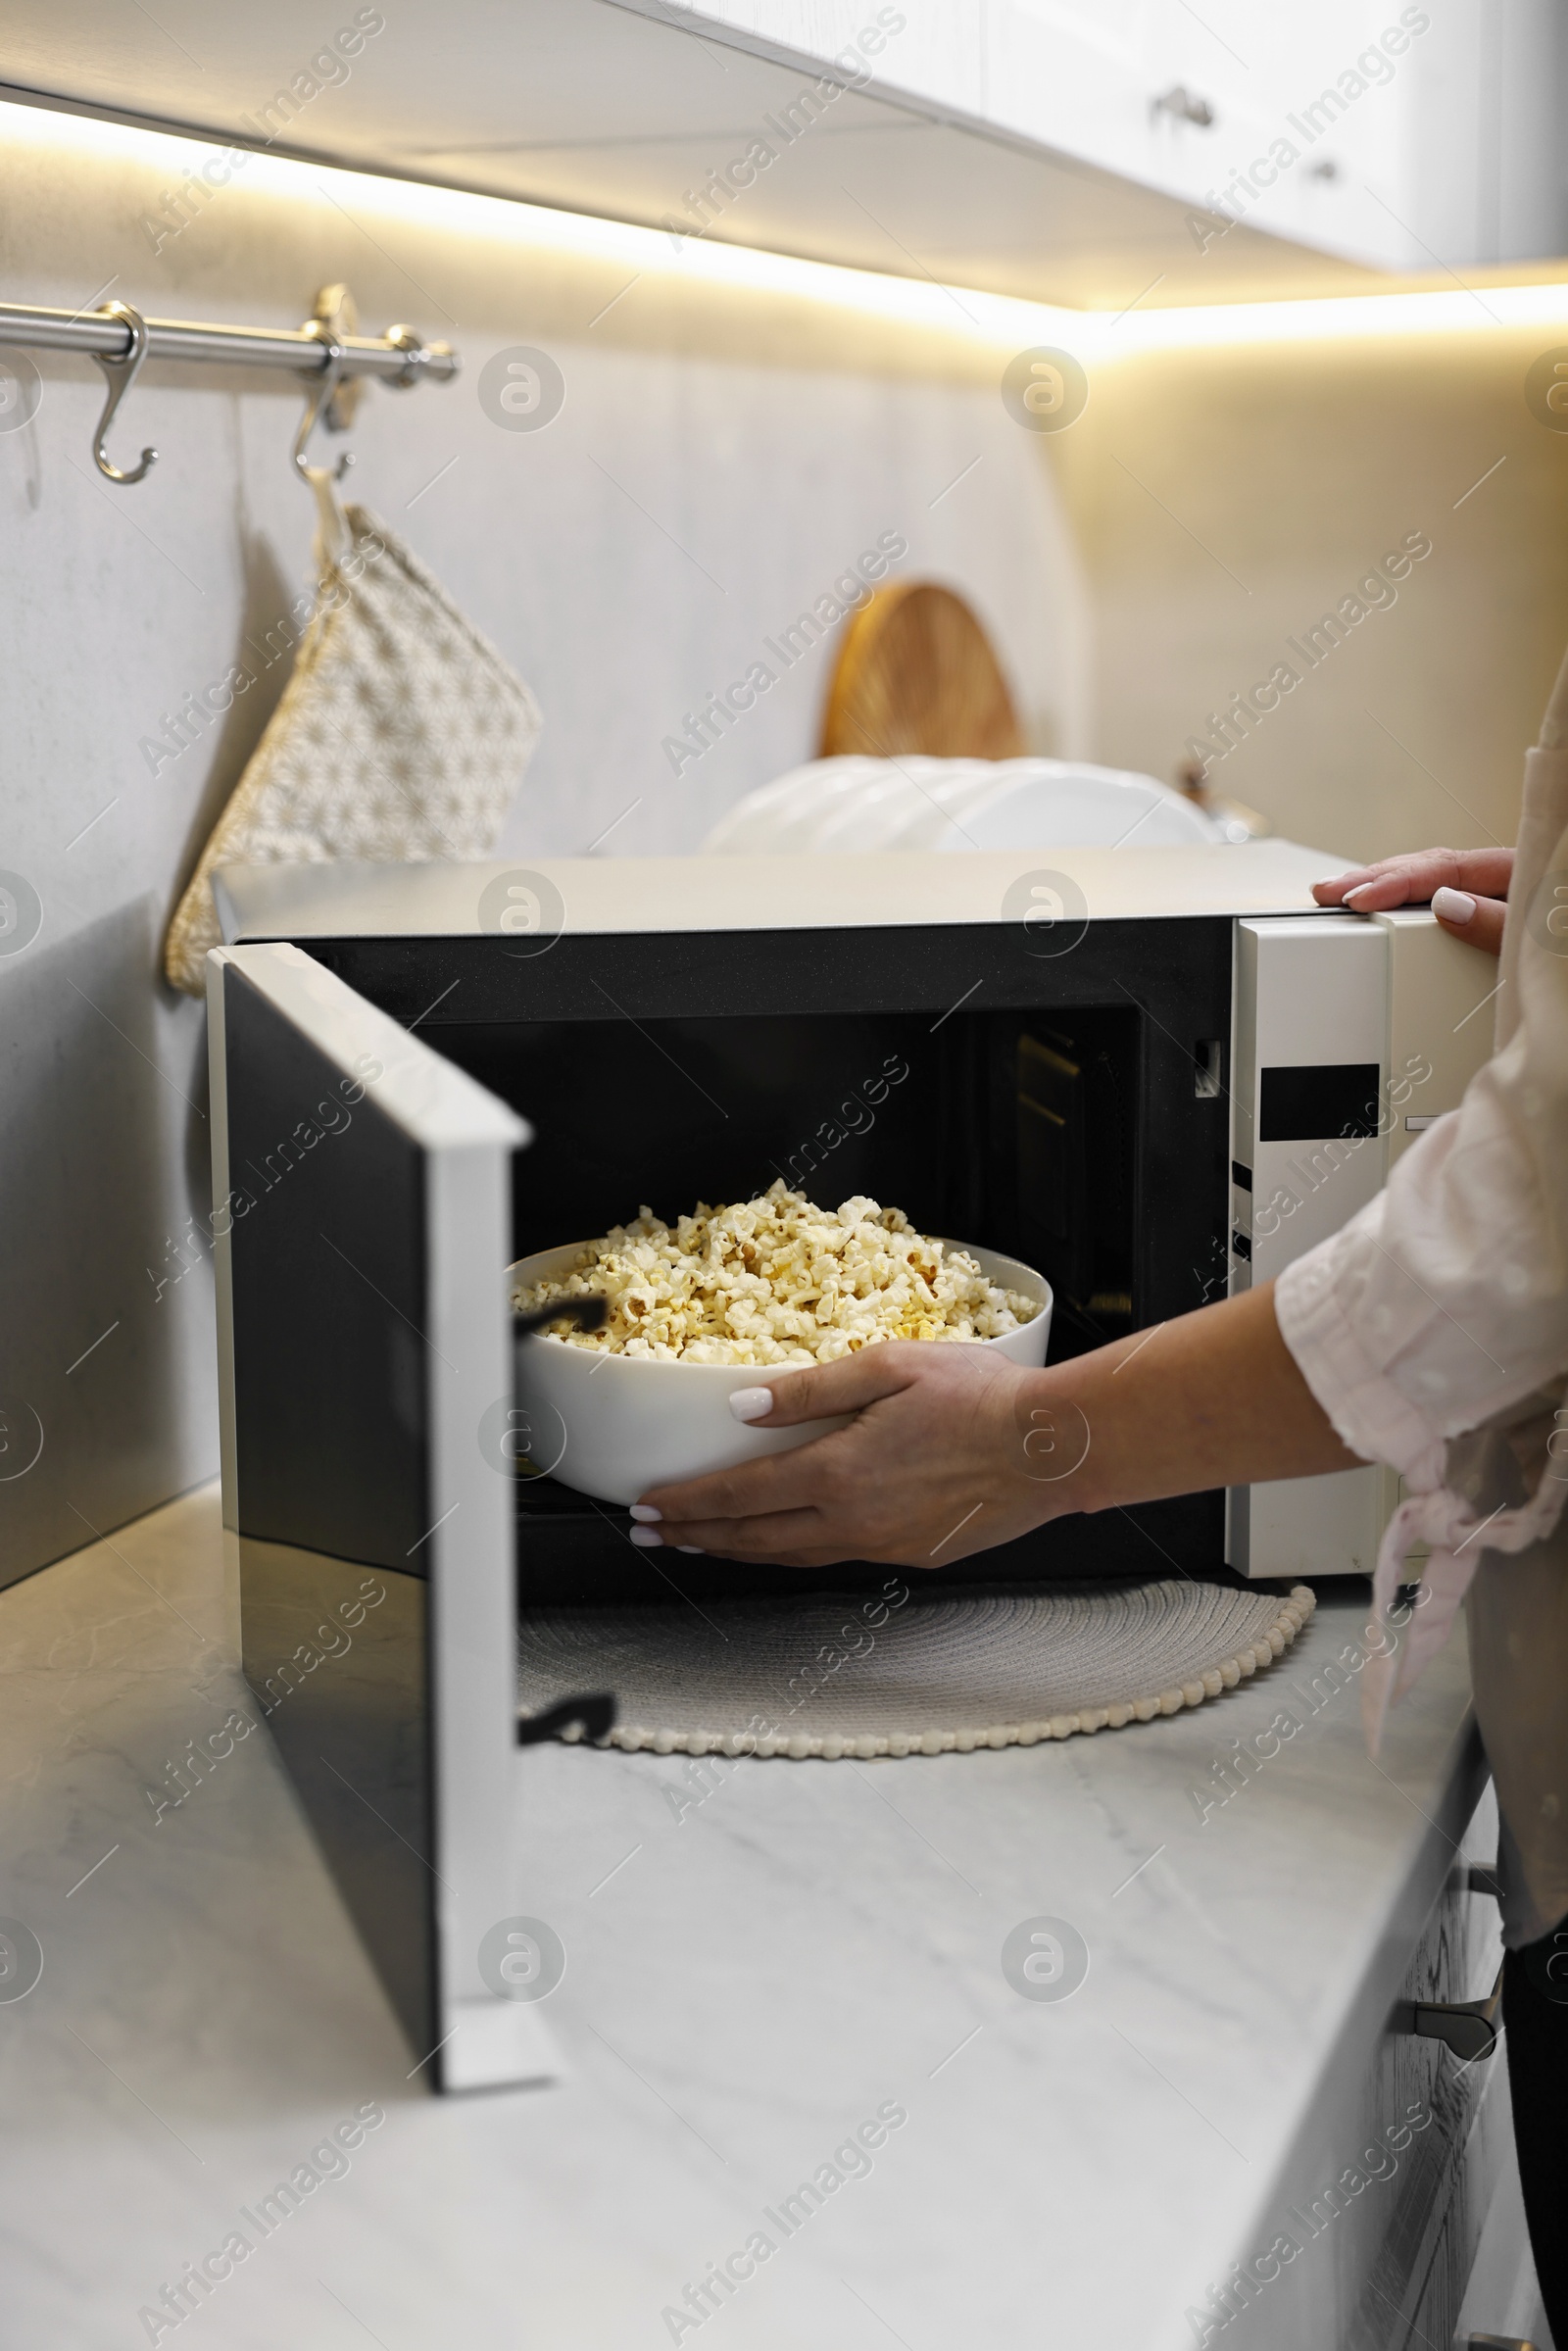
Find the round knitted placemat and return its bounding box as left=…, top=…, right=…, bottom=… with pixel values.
left=515, top=1579, right=1316, bottom=1758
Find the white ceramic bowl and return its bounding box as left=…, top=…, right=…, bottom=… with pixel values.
left=891, top=759, right=1222, bottom=852
left=701, top=756, right=1224, bottom=857
left=700, top=758, right=885, bottom=853
left=950, top=764, right=1220, bottom=851
left=809, top=759, right=990, bottom=853
left=508, top=1239, right=1054, bottom=1506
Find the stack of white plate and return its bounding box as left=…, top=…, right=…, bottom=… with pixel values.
left=702, top=757, right=1233, bottom=855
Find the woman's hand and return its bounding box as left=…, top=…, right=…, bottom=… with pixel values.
left=632, top=1342, right=1049, bottom=1569
left=1313, top=847, right=1513, bottom=955
left=632, top=1286, right=1359, bottom=1568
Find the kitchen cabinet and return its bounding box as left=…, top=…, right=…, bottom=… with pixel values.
left=655, top=0, right=1568, bottom=274
left=8, top=0, right=1561, bottom=308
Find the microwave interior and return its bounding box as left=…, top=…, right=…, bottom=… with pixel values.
left=293, top=911, right=1235, bottom=1601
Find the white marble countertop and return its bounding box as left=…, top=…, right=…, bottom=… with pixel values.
left=0, top=1484, right=1491, bottom=2350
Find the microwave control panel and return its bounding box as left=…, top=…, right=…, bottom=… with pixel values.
left=1227, top=911, right=1497, bottom=1579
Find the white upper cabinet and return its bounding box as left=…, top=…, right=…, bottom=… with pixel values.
left=667, top=0, right=1568, bottom=276
left=7, top=0, right=1563, bottom=303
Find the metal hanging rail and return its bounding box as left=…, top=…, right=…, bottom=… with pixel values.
left=0, top=300, right=458, bottom=385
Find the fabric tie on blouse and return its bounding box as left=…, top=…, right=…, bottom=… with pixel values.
left=1359, top=1450, right=1566, bottom=1754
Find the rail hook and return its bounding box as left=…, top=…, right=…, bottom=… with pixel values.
left=292, top=321, right=356, bottom=490
left=90, top=301, right=159, bottom=485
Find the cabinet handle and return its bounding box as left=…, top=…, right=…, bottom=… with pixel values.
left=1401, top=1959, right=1504, bottom=2064
left=1152, top=85, right=1215, bottom=127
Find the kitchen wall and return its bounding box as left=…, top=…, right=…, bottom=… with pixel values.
left=3, top=93, right=1564, bottom=1582
left=0, top=100, right=1086, bottom=1583
left=1058, top=317, right=1568, bottom=857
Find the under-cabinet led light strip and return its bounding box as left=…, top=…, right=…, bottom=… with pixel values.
left=5, top=94, right=1568, bottom=362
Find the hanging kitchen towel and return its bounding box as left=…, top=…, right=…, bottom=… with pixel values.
left=164, top=500, right=542, bottom=993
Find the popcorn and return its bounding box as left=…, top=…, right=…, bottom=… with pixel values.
left=512, top=1181, right=1042, bottom=1366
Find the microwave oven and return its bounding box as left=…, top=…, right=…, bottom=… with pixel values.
left=207, top=845, right=1496, bottom=2088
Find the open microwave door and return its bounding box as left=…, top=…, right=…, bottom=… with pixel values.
left=207, top=942, right=556, bottom=2094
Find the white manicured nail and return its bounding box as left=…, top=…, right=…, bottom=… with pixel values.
left=677, top=1544, right=704, bottom=1554
left=629, top=1526, right=663, bottom=1548
left=729, top=1387, right=773, bottom=1423
left=1432, top=886, right=1476, bottom=924
left=1345, top=882, right=1375, bottom=904
left=628, top=1503, right=662, bottom=1523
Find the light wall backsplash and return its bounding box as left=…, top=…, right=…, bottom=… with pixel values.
left=0, top=102, right=1086, bottom=1581
left=1055, top=324, right=1568, bottom=860
left=4, top=98, right=1565, bottom=1580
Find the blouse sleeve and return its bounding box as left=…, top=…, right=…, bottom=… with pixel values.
left=1275, top=787, right=1568, bottom=1485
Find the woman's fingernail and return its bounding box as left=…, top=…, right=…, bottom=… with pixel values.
left=628, top=1503, right=662, bottom=1523
left=677, top=1544, right=704, bottom=1554
left=729, top=1387, right=773, bottom=1423
left=629, top=1526, right=663, bottom=1547
left=1345, top=882, right=1374, bottom=905
left=1432, top=886, right=1476, bottom=925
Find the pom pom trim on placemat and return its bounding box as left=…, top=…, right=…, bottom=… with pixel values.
left=519, top=1582, right=1317, bottom=1760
